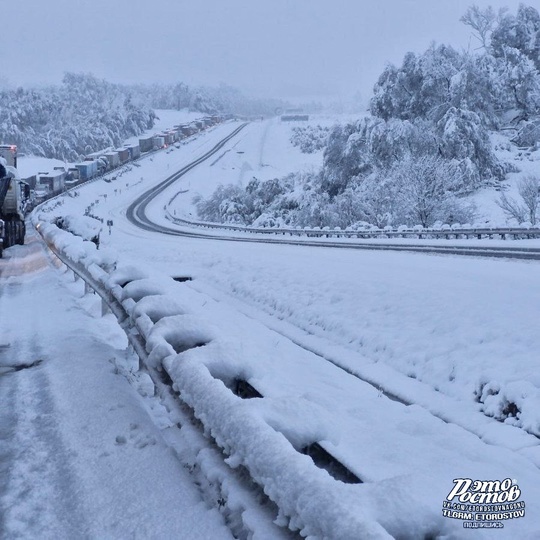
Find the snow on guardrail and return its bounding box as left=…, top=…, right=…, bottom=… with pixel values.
left=164, top=206, right=540, bottom=241
left=34, top=216, right=460, bottom=539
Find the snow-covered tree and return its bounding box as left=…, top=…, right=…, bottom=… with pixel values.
left=491, top=4, right=540, bottom=71
left=436, top=107, right=504, bottom=187
left=460, top=5, right=502, bottom=50
left=370, top=45, right=463, bottom=122
left=497, top=175, right=540, bottom=224
left=391, top=156, right=475, bottom=227
left=0, top=73, right=155, bottom=160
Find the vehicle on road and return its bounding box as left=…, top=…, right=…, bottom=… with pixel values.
left=0, top=150, right=32, bottom=257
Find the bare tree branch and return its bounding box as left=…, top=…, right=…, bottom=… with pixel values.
left=517, top=175, right=540, bottom=225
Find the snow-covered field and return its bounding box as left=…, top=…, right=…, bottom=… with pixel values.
left=166, top=115, right=339, bottom=219
left=31, top=216, right=540, bottom=538
left=5, top=114, right=540, bottom=536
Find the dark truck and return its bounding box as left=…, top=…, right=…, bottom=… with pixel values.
left=0, top=148, right=31, bottom=257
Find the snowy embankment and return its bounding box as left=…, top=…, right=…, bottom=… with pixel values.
left=34, top=216, right=540, bottom=539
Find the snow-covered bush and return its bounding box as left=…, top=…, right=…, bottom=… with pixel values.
left=290, top=125, right=330, bottom=153
left=194, top=185, right=249, bottom=224
left=496, top=174, right=540, bottom=225
left=53, top=214, right=102, bottom=243
left=195, top=175, right=300, bottom=226
left=514, top=120, right=540, bottom=148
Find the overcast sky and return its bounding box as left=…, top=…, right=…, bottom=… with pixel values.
left=1, top=0, right=529, bottom=101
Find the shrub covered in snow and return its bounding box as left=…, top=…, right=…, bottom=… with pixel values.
left=290, top=125, right=330, bottom=153
left=52, top=214, right=102, bottom=244
left=514, top=120, right=540, bottom=148
left=195, top=175, right=301, bottom=226
left=496, top=174, right=540, bottom=225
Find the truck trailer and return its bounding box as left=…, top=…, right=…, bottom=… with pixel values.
left=0, top=145, right=18, bottom=168
left=75, top=160, right=98, bottom=181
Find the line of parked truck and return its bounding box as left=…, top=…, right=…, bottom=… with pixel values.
left=24, top=115, right=227, bottom=203
left=0, top=115, right=227, bottom=255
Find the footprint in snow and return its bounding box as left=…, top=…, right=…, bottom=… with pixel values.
left=114, top=424, right=156, bottom=449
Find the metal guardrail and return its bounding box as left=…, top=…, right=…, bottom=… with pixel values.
left=165, top=210, right=540, bottom=241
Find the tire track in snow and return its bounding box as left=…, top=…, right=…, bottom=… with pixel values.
left=0, top=282, right=90, bottom=539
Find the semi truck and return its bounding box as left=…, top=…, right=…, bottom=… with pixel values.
left=0, top=146, right=31, bottom=257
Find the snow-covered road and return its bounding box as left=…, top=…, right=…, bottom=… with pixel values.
left=0, top=235, right=236, bottom=539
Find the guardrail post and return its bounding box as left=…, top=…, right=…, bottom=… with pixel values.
left=84, top=281, right=92, bottom=295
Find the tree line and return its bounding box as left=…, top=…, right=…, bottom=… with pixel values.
left=0, top=74, right=287, bottom=162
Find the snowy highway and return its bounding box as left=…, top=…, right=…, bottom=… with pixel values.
left=4, top=0, right=540, bottom=536
left=3, top=119, right=540, bottom=537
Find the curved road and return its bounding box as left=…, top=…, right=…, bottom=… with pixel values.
left=127, top=123, right=248, bottom=231
left=126, top=125, right=540, bottom=262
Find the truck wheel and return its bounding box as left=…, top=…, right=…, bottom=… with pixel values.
left=6, top=221, right=14, bottom=248
left=16, top=221, right=25, bottom=245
